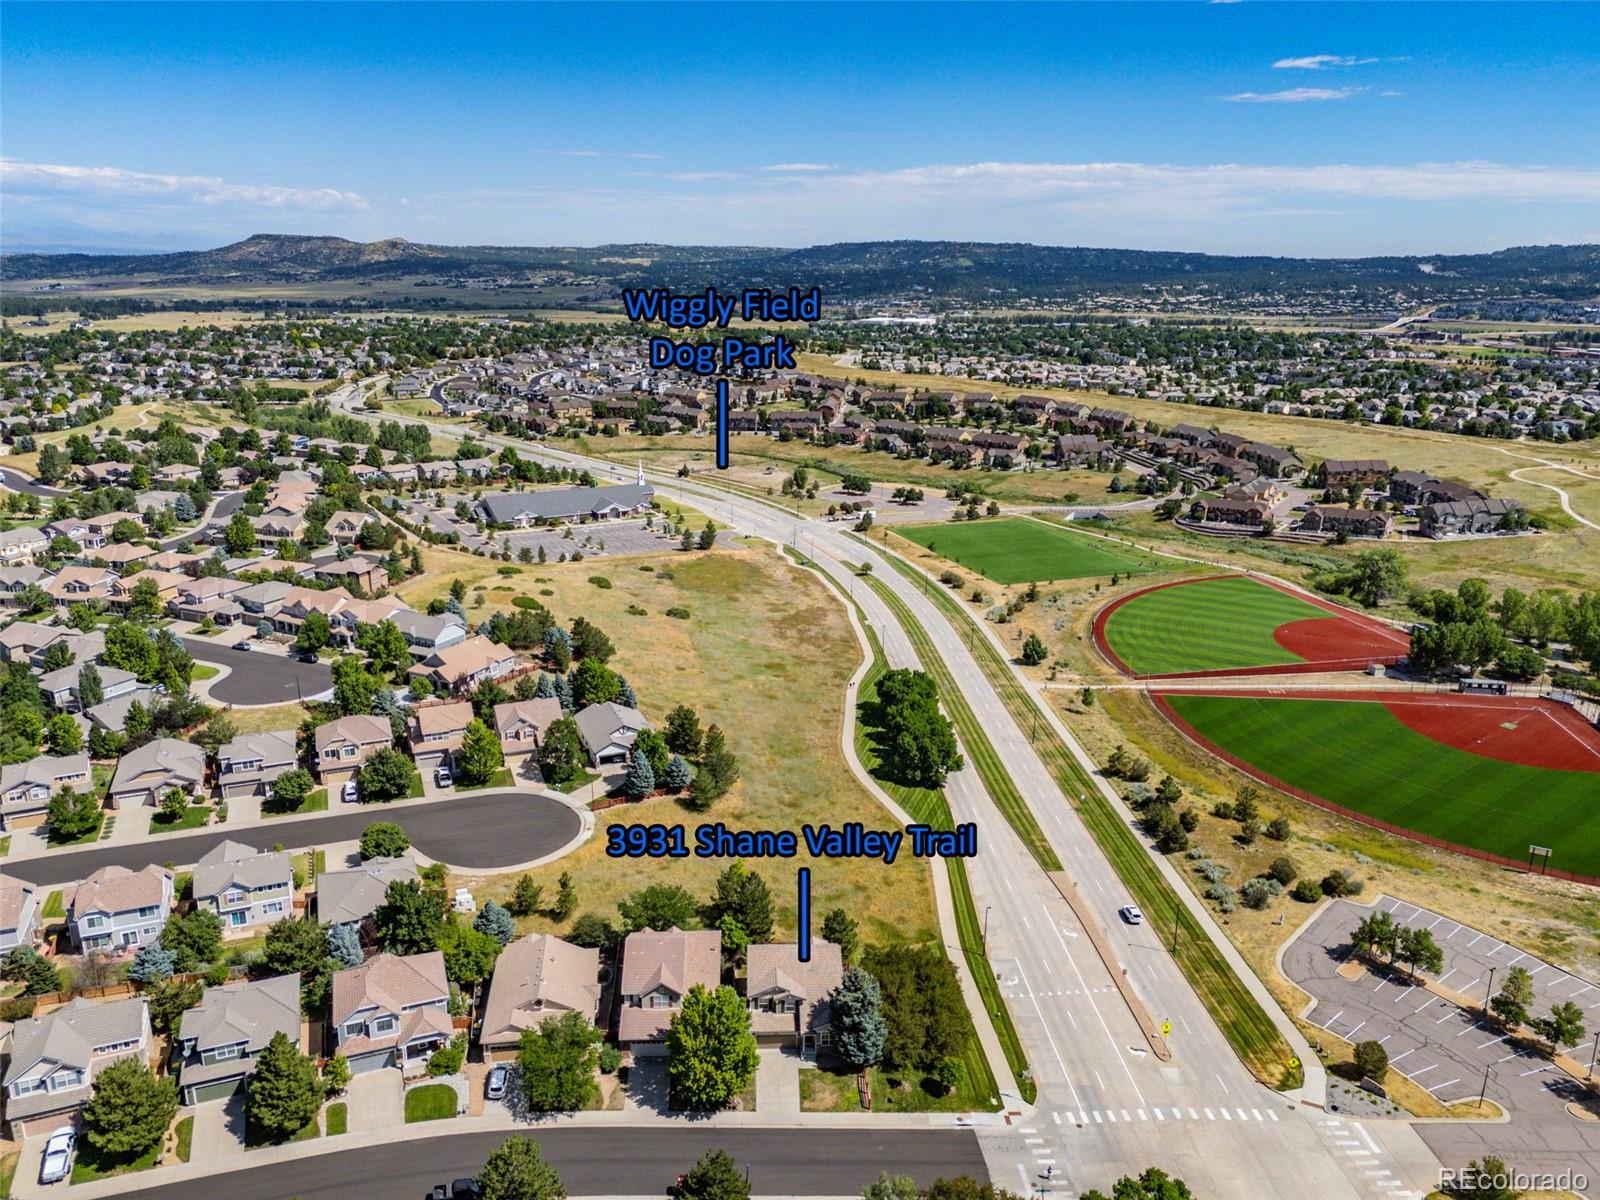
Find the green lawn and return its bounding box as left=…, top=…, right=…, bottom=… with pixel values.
left=1101, top=575, right=1330, bottom=675
left=191, top=663, right=220, bottom=681
left=47, top=815, right=104, bottom=847
left=41, top=890, right=65, bottom=918
left=325, top=1101, right=348, bottom=1135
left=149, top=805, right=212, bottom=835
left=458, top=767, right=514, bottom=792
left=550, top=769, right=600, bottom=794
left=265, top=788, right=328, bottom=818
left=70, top=1139, right=160, bottom=1184
left=404, top=1083, right=458, bottom=1123
left=174, top=1115, right=194, bottom=1163
left=899, top=517, right=1155, bottom=585
left=1163, top=693, right=1600, bottom=876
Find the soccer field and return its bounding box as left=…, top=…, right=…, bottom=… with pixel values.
left=1099, top=576, right=1329, bottom=675
left=897, top=518, right=1155, bottom=584
left=1162, top=693, right=1600, bottom=877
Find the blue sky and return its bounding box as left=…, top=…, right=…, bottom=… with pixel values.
left=3, top=2, right=1597, bottom=255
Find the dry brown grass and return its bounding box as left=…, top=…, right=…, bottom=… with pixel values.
left=429, top=542, right=938, bottom=949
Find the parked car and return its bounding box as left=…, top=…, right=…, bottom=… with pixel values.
left=342, top=780, right=360, bottom=803
left=485, top=1062, right=509, bottom=1100
left=1119, top=904, right=1144, bottom=925
left=427, top=1181, right=482, bottom=1200
left=39, top=1128, right=75, bottom=1185
left=234, top=640, right=253, bottom=652
left=435, top=766, right=453, bottom=788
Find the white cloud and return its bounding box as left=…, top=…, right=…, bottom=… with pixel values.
left=536, top=148, right=662, bottom=160
left=0, top=158, right=368, bottom=210
left=1224, top=87, right=1361, bottom=103
left=760, top=163, right=838, bottom=172
left=1272, top=54, right=1378, bottom=70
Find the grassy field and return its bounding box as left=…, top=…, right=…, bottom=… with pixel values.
left=898, top=517, right=1157, bottom=585
left=1101, top=576, right=1331, bottom=675
left=416, top=541, right=939, bottom=951
left=1163, top=693, right=1600, bottom=877
left=871, top=547, right=1300, bottom=1086
left=0, top=400, right=237, bottom=475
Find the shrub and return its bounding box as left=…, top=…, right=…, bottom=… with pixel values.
left=1291, top=879, right=1323, bottom=903
left=664, top=606, right=691, bottom=619
left=1353, top=1039, right=1389, bottom=1081
left=1266, top=857, right=1298, bottom=885
left=1265, top=816, right=1291, bottom=841
left=512, top=596, right=543, bottom=610
left=598, top=1044, right=623, bottom=1074
left=427, top=1032, right=467, bottom=1077
left=1239, top=878, right=1279, bottom=910
left=1205, top=882, right=1237, bottom=913
left=588, top=576, right=612, bottom=589
left=1198, top=861, right=1229, bottom=883
left=1178, top=808, right=1200, bottom=833
left=1209, top=801, right=1234, bottom=820
left=1321, top=869, right=1363, bottom=898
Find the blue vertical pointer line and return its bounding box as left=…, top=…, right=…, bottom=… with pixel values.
left=797, top=866, right=811, bottom=963
left=716, top=378, right=730, bottom=469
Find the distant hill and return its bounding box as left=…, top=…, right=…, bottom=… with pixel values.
left=4, top=233, right=1597, bottom=304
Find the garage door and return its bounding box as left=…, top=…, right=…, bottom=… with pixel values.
left=188, top=1076, right=244, bottom=1105
left=349, top=1049, right=395, bottom=1074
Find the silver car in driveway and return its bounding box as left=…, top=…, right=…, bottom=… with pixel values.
left=39, top=1128, right=75, bottom=1184
left=485, top=1062, right=509, bottom=1101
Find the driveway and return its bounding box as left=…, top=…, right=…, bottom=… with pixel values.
left=345, top=1069, right=403, bottom=1132
left=180, top=638, right=332, bottom=706
left=622, top=1058, right=670, bottom=1114
left=13, top=790, right=584, bottom=886
left=189, top=1096, right=247, bottom=1162
left=756, top=1048, right=799, bottom=1116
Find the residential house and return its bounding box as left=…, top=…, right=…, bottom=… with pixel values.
left=0, top=621, right=62, bottom=664
left=324, top=511, right=373, bottom=546
left=406, top=636, right=516, bottom=694
left=3, top=997, right=151, bottom=1136
left=1388, top=471, right=1484, bottom=508
left=313, top=714, right=393, bottom=785
left=0, top=526, right=48, bottom=564
left=1239, top=442, right=1302, bottom=479
left=744, top=941, right=844, bottom=1056
left=68, top=864, right=173, bottom=952
left=310, top=556, right=387, bottom=595
left=387, top=609, right=468, bottom=657
left=215, top=730, right=298, bottom=801
left=477, top=479, right=655, bottom=527
left=107, top=737, right=206, bottom=808
left=316, top=854, right=417, bottom=931
left=191, top=840, right=294, bottom=934
left=45, top=565, right=117, bottom=607
left=1300, top=507, right=1393, bottom=539
left=37, top=664, right=138, bottom=712
left=174, top=974, right=301, bottom=1105
left=0, top=753, right=91, bottom=831
left=329, top=951, right=452, bottom=1073
left=406, top=701, right=474, bottom=773
left=1419, top=498, right=1526, bottom=538
left=616, top=927, right=722, bottom=1053
left=0, top=874, right=40, bottom=953
left=573, top=701, right=650, bottom=767
left=1191, top=497, right=1270, bottom=528
left=0, top=564, right=51, bottom=601
left=1052, top=435, right=1111, bottom=467
left=492, top=698, right=562, bottom=757
left=107, top=570, right=186, bottom=614
left=1318, top=459, right=1390, bottom=488
left=479, top=933, right=601, bottom=1060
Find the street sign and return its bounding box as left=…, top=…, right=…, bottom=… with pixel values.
left=1161, top=1020, right=1172, bottom=1037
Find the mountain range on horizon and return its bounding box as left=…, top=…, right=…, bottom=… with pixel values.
left=4, top=233, right=1598, bottom=304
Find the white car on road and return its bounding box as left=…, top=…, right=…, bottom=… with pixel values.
left=1119, top=904, right=1144, bottom=925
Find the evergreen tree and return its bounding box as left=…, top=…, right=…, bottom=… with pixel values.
left=474, top=900, right=516, bottom=945
left=373, top=879, right=445, bottom=955
left=622, top=748, right=656, bottom=799
left=618, top=884, right=697, bottom=932
left=662, top=753, right=693, bottom=792
left=328, top=921, right=364, bottom=968
left=664, top=704, right=704, bottom=757
left=708, top=861, right=773, bottom=942
left=536, top=717, right=585, bottom=786
left=677, top=1149, right=749, bottom=1200
left=127, top=939, right=176, bottom=984
left=553, top=673, right=575, bottom=713
left=821, top=908, right=860, bottom=964
left=77, top=662, right=104, bottom=710
left=509, top=875, right=544, bottom=918
left=831, top=966, right=888, bottom=1067
left=247, top=1030, right=322, bottom=1142
left=533, top=672, right=557, bottom=699
left=552, top=871, right=578, bottom=921
left=615, top=674, right=638, bottom=708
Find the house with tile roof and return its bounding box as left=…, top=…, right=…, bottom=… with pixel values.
left=174, top=974, right=301, bottom=1104
left=617, top=927, right=722, bottom=1053
left=330, top=951, right=452, bottom=1073
left=2, top=996, right=150, bottom=1135
left=479, top=933, right=600, bottom=1060
left=192, top=840, right=295, bottom=935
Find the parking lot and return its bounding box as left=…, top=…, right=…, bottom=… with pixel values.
left=1283, top=898, right=1591, bottom=1110
left=398, top=497, right=732, bottom=563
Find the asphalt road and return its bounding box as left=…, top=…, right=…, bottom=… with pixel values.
left=182, top=637, right=334, bottom=705
left=12, top=791, right=581, bottom=886
left=116, top=1127, right=987, bottom=1200
left=0, top=465, right=66, bottom=497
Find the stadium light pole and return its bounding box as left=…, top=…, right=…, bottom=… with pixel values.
left=1484, top=966, right=1496, bottom=1017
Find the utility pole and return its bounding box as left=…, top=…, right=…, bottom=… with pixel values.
left=1484, top=965, right=1496, bottom=1016
left=1588, top=1030, right=1599, bottom=1082
left=1477, top=1063, right=1492, bottom=1107
left=983, top=905, right=991, bottom=950
left=1171, top=900, right=1181, bottom=953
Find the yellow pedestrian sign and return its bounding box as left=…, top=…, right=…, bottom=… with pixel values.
left=1161, top=1020, right=1172, bottom=1038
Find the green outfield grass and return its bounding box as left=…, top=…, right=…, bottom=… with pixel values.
left=1163, top=693, right=1600, bottom=876
left=898, top=517, right=1155, bottom=585
left=1101, top=576, right=1328, bottom=675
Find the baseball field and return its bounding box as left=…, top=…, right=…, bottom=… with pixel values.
left=1158, top=690, right=1600, bottom=878
left=1095, top=575, right=1410, bottom=678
